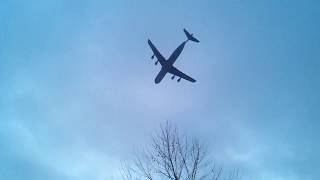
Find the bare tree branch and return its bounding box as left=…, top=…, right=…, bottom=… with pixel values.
left=121, top=122, right=241, bottom=180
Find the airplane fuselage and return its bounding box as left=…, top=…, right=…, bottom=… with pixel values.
left=154, top=41, right=188, bottom=83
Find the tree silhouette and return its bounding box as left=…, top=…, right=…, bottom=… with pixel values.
left=121, top=122, right=240, bottom=180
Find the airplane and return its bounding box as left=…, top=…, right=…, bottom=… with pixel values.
left=148, top=28, right=200, bottom=84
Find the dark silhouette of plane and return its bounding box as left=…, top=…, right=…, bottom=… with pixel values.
left=148, top=29, right=199, bottom=84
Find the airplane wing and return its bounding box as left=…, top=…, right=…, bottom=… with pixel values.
left=169, top=66, right=196, bottom=82
left=148, top=39, right=166, bottom=65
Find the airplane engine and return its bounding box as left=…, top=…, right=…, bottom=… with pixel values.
left=151, top=55, right=155, bottom=59
left=155, top=61, right=158, bottom=65
left=171, top=75, right=175, bottom=80
left=177, top=78, right=181, bottom=82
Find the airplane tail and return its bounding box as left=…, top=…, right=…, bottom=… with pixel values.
left=183, top=28, right=200, bottom=43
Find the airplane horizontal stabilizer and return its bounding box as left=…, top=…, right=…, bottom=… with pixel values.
left=183, top=28, right=200, bottom=43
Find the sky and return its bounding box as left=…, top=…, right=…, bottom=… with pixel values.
left=1, top=0, right=320, bottom=179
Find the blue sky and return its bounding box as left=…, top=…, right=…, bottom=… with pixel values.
left=1, top=0, right=320, bottom=179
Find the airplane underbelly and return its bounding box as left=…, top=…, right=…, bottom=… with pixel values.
left=155, top=69, right=167, bottom=84
left=168, top=41, right=187, bottom=64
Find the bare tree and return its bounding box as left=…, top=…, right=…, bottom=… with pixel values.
left=122, top=122, right=240, bottom=180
